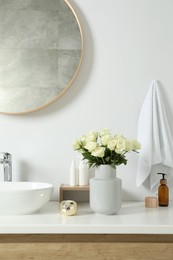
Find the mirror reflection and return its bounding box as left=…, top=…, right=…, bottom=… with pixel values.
left=0, top=0, right=83, bottom=114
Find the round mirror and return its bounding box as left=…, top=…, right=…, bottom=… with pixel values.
left=0, top=0, right=83, bottom=114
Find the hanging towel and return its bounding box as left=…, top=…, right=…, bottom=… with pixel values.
left=136, top=80, right=173, bottom=193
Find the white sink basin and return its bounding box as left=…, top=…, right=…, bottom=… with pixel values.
left=0, top=182, right=54, bottom=215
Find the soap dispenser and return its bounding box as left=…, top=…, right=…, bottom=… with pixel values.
left=157, top=173, right=169, bottom=207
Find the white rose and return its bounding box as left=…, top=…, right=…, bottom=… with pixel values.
left=115, top=135, right=126, bottom=154
left=101, top=135, right=112, bottom=146
left=125, top=139, right=133, bottom=151
left=72, top=140, right=81, bottom=150
left=86, top=133, right=97, bottom=142
left=79, top=135, right=87, bottom=146
left=107, top=138, right=117, bottom=151
left=91, top=147, right=105, bottom=158
left=100, top=128, right=111, bottom=137
left=84, top=141, right=98, bottom=152
left=132, top=140, right=141, bottom=150
left=89, top=131, right=98, bottom=139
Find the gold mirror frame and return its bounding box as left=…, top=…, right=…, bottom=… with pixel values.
left=0, top=0, right=83, bottom=115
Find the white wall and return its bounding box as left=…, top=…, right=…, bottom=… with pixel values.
left=1, top=0, right=173, bottom=201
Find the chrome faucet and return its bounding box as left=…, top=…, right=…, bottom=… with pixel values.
left=0, top=153, right=12, bottom=181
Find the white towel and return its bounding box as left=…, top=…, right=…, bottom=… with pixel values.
left=136, top=80, right=173, bottom=193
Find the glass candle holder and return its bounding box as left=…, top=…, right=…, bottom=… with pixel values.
left=59, top=200, right=78, bottom=216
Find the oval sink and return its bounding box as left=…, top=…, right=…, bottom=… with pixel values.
left=0, top=182, right=54, bottom=215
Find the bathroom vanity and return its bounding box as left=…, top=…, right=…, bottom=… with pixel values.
left=0, top=201, right=173, bottom=259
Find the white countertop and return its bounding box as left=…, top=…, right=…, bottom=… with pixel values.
left=0, top=201, right=173, bottom=234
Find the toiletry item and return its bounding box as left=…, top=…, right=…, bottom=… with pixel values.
left=145, top=196, right=158, bottom=208
left=75, top=167, right=79, bottom=186
left=79, top=159, right=88, bottom=186
left=157, top=173, right=169, bottom=207
left=69, top=160, right=76, bottom=186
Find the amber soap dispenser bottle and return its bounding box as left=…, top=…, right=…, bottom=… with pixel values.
left=157, top=173, right=169, bottom=207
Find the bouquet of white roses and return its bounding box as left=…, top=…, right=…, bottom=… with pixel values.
left=72, top=128, right=141, bottom=168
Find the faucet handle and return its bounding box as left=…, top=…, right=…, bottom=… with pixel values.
left=0, top=153, right=12, bottom=165
left=0, top=152, right=11, bottom=160
left=4, top=153, right=11, bottom=160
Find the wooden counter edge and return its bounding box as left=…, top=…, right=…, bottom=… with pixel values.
left=0, top=234, right=173, bottom=243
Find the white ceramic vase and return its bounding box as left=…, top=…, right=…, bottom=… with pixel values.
left=90, top=165, right=122, bottom=215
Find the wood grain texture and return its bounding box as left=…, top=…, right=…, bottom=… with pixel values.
left=0, top=234, right=173, bottom=260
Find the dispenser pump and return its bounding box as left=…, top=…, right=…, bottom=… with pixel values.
left=157, top=173, right=167, bottom=184
left=157, top=172, right=169, bottom=207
